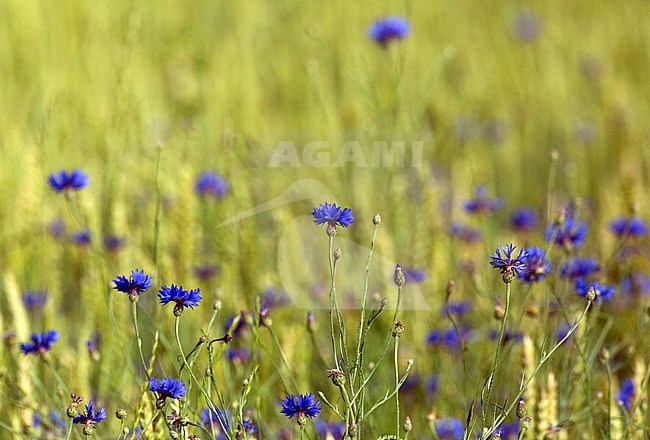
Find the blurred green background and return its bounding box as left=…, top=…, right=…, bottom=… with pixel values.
left=0, top=1, right=649, bottom=438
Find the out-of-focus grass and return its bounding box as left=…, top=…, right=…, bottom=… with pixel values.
left=0, top=1, right=649, bottom=438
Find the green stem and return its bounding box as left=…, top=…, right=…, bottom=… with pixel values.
left=131, top=301, right=149, bottom=379
left=174, top=316, right=230, bottom=440
left=480, top=300, right=592, bottom=439
left=482, top=281, right=511, bottom=427
left=394, top=337, right=400, bottom=439
left=327, top=236, right=340, bottom=370
left=267, top=326, right=300, bottom=392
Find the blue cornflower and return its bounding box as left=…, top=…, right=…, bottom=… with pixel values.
left=619, top=273, right=650, bottom=296
left=463, top=186, right=503, bottom=214
left=70, top=229, right=92, bottom=246
left=48, top=218, right=66, bottom=238
left=519, top=246, right=551, bottom=284
left=424, top=373, right=439, bottom=396
left=195, top=171, right=229, bottom=199
left=543, top=216, right=587, bottom=250
left=449, top=222, right=481, bottom=243
left=72, top=399, right=107, bottom=428
left=103, top=235, right=125, bottom=251
left=193, top=263, right=220, bottom=281
left=556, top=322, right=572, bottom=344
left=311, top=203, right=354, bottom=229
left=22, top=291, right=48, bottom=310
left=280, top=393, right=321, bottom=424
left=260, top=287, right=291, bottom=309
left=574, top=278, right=615, bottom=302
left=113, top=269, right=152, bottom=300
left=226, top=347, right=251, bottom=365
left=441, top=300, right=472, bottom=317
left=32, top=410, right=66, bottom=436
left=559, top=257, right=599, bottom=279
left=158, top=284, right=202, bottom=315
left=402, top=267, right=426, bottom=283
left=149, top=377, right=187, bottom=404
left=488, top=328, right=523, bottom=345
left=367, top=16, right=409, bottom=46
left=19, top=330, right=58, bottom=355
left=616, top=378, right=635, bottom=411
left=199, top=407, right=231, bottom=433
left=490, top=244, right=527, bottom=282
left=426, top=327, right=470, bottom=350
left=435, top=417, right=464, bottom=440
left=510, top=207, right=538, bottom=232
left=47, top=169, right=89, bottom=193
left=609, top=217, right=648, bottom=238
left=314, top=420, right=346, bottom=439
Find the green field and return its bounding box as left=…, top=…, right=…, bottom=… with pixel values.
left=0, top=1, right=649, bottom=439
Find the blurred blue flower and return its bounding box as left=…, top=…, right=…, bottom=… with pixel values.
left=449, top=222, right=481, bottom=243
left=226, top=347, right=251, bottom=365
left=488, top=328, right=523, bottom=345
left=149, top=377, right=187, bottom=400
left=113, top=269, right=152, bottom=297
left=103, top=234, right=125, bottom=251
left=48, top=218, right=66, bottom=238
left=199, top=407, right=232, bottom=438
left=71, top=229, right=92, bottom=246
left=519, top=246, right=551, bottom=284
left=195, top=171, right=228, bottom=199
left=544, top=216, right=587, bottom=250
left=574, top=278, right=614, bottom=302
left=32, top=410, right=66, bottom=436
left=314, top=420, right=346, bottom=439
left=441, top=300, right=472, bottom=317
left=47, top=169, right=89, bottom=193
left=193, top=263, right=220, bottom=281
left=556, top=322, right=572, bottom=343
left=427, top=327, right=470, bottom=350
left=616, top=378, right=634, bottom=411
left=609, top=217, right=647, bottom=238
left=280, top=393, right=321, bottom=421
left=619, top=273, right=650, bottom=296
left=490, top=244, right=527, bottom=278
left=72, top=399, right=107, bottom=426
left=510, top=207, right=538, bottom=232
left=367, top=16, right=409, bottom=46
left=260, top=287, right=291, bottom=309
left=19, top=330, right=58, bottom=355
left=463, top=186, right=503, bottom=214
left=22, top=291, right=48, bottom=310
left=435, top=417, right=463, bottom=440
left=402, top=267, right=426, bottom=283
left=158, top=284, right=202, bottom=315
left=311, top=203, right=354, bottom=228
left=559, top=257, right=599, bottom=279
left=424, top=373, right=439, bottom=396
left=511, top=10, right=543, bottom=43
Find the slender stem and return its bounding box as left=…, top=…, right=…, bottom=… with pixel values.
left=131, top=301, right=149, bottom=379
left=327, top=236, right=340, bottom=370
left=394, top=337, right=400, bottom=439
left=267, top=326, right=300, bottom=392
left=174, top=316, right=230, bottom=440
left=480, top=300, right=592, bottom=439
left=353, top=222, right=380, bottom=386
left=482, top=281, right=511, bottom=427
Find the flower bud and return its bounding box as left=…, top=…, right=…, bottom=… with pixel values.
left=493, top=305, right=505, bottom=320
left=392, top=321, right=405, bottom=338
left=306, top=311, right=317, bottom=333
left=373, top=213, right=381, bottom=225
left=516, top=399, right=526, bottom=419
left=394, top=265, right=405, bottom=287
left=212, top=299, right=222, bottom=311
left=586, top=286, right=596, bottom=302
left=334, top=248, right=342, bottom=260
left=327, top=369, right=347, bottom=387
left=402, top=416, right=412, bottom=433
left=116, top=408, right=127, bottom=420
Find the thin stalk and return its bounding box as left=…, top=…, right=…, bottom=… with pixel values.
left=353, top=221, right=380, bottom=386
left=327, top=236, right=340, bottom=370
left=480, top=300, right=592, bottom=439
left=482, top=281, right=511, bottom=427
left=174, top=316, right=229, bottom=440
left=132, top=301, right=149, bottom=379
left=267, top=326, right=300, bottom=392
left=394, top=337, right=400, bottom=439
